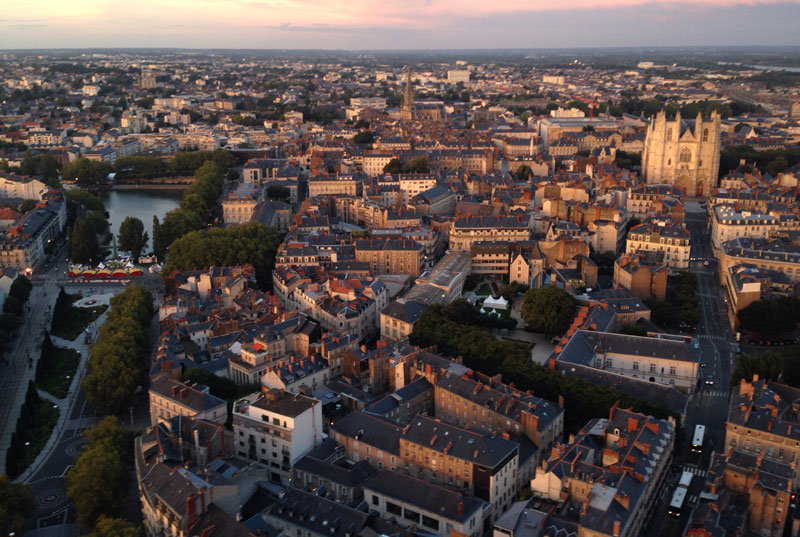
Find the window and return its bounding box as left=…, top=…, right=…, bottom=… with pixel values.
left=669, top=366, right=676, bottom=375
left=372, top=495, right=379, bottom=506
left=386, top=501, right=402, bottom=516
left=702, top=128, right=709, bottom=142
left=422, top=516, right=440, bottom=531
left=650, top=363, right=656, bottom=373
left=403, top=508, right=421, bottom=523
left=667, top=128, right=672, bottom=139
left=680, top=148, right=692, bottom=163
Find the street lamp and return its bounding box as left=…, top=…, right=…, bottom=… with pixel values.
left=24, top=441, right=30, bottom=468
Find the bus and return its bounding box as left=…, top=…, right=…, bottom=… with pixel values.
left=691, top=424, right=706, bottom=454
left=668, top=486, right=688, bottom=516
left=668, top=471, right=694, bottom=517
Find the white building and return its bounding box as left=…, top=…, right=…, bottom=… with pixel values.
left=232, top=389, right=323, bottom=485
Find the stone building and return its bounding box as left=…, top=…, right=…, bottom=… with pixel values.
left=641, top=110, right=721, bottom=197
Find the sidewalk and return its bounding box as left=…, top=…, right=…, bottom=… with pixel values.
left=14, top=312, right=107, bottom=484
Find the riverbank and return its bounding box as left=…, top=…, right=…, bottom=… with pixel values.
left=110, top=183, right=191, bottom=190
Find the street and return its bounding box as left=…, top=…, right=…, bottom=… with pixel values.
left=652, top=200, right=735, bottom=536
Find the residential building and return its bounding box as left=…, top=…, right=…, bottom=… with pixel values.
left=232, top=389, right=323, bottom=484
left=531, top=405, right=675, bottom=537
left=613, top=251, right=669, bottom=301
left=380, top=298, right=427, bottom=341
left=450, top=215, right=530, bottom=252
left=308, top=173, right=364, bottom=197
left=148, top=378, right=227, bottom=426
left=725, top=377, right=800, bottom=487
left=625, top=222, right=691, bottom=272
left=364, top=470, right=488, bottom=537
left=354, top=238, right=423, bottom=277
left=555, top=330, right=699, bottom=394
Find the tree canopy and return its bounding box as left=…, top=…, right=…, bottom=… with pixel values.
left=62, top=158, right=112, bottom=186
left=117, top=217, right=148, bottom=259
left=0, top=475, right=34, bottom=536
left=520, top=286, right=576, bottom=337
left=81, top=286, right=153, bottom=415
left=738, top=296, right=800, bottom=337
left=67, top=417, right=137, bottom=529
left=165, top=222, right=281, bottom=288
left=730, top=351, right=784, bottom=387
left=68, top=216, right=101, bottom=265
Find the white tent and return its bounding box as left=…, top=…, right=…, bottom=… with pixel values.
left=482, top=295, right=509, bottom=310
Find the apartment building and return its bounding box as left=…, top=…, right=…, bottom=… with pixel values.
left=725, top=377, right=800, bottom=488
left=148, top=378, right=227, bottom=427
left=434, top=371, right=564, bottom=479
left=380, top=299, right=427, bottom=341
left=308, top=173, right=364, bottom=198
left=450, top=215, right=530, bottom=252
left=625, top=222, right=691, bottom=272
left=531, top=405, right=675, bottom=537
left=718, top=236, right=800, bottom=284
left=691, top=450, right=794, bottom=536
left=400, top=416, right=519, bottom=521
left=227, top=314, right=318, bottom=386
left=354, top=238, right=424, bottom=277
left=364, top=470, right=488, bottom=537
left=232, top=389, right=323, bottom=485
left=613, top=251, right=669, bottom=301
left=470, top=241, right=511, bottom=280
left=222, top=181, right=263, bottom=225
left=626, top=184, right=681, bottom=217
left=398, top=173, right=437, bottom=202
left=556, top=330, right=699, bottom=394
left=711, top=206, right=795, bottom=250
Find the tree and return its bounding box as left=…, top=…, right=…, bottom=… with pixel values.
left=18, top=199, right=36, bottom=213
left=516, top=165, right=533, bottom=181
left=62, top=158, right=112, bottom=186
left=81, top=286, right=153, bottom=415
left=66, top=418, right=130, bottom=528
left=117, top=217, right=148, bottom=260
left=9, top=274, right=32, bottom=300
left=38, top=153, right=59, bottom=181
left=405, top=156, right=429, bottom=173
left=266, top=185, right=290, bottom=202
left=69, top=217, right=100, bottom=264
left=730, top=351, right=784, bottom=386
left=383, top=158, right=402, bottom=175
left=20, top=149, right=36, bottom=176
left=165, top=222, right=282, bottom=289
left=353, top=131, right=374, bottom=144
left=89, top=516, right=140, bottom=537
left=620, top=323, right=647, bottom=337
left=521, top=286, right=576, bottom=337
left=152, top=215, right=164, bottom=259
left=0, top=475, right=35, bottom=536
left=738, top=297, right=800, bottom=337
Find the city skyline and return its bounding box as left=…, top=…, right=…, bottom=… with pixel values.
left=2, top=0, right=800, bottom=50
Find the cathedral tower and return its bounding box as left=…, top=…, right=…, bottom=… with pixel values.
left=641, top=110, right=721, bottom=197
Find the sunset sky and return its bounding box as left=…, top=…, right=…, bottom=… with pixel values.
left=1, top=0, right=799, bottom=49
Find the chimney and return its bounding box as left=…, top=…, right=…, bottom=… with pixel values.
left=612, top=520, right=621, bottom=537
left=458, top=500, right=464, bottom=517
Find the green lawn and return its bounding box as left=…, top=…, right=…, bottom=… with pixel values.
left=52, top=304, right=107, bottom=341
left=36, top=346, right=81, bottom=399
left=475, top=283, right=492, bottom=296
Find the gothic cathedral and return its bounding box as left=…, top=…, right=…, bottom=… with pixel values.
left=641, top=110, right=721, bottom=197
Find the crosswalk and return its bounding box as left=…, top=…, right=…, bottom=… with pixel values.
left=703, top=390, right=729, bottom=398
left=686, top=466, right=707, bottom=478
left=696, top=335, right=726, bottom=342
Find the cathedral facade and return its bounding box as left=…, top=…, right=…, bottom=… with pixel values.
left=642, top=110, right=721, bottom=197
